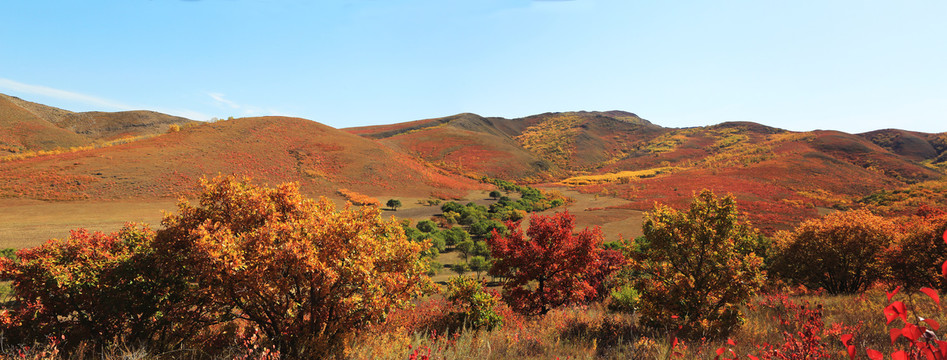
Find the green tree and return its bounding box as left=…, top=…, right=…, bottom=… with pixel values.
left=443, top=226, right=470, bottom=246
left=386, top=199, right=402, bottom=211
left=630, top=190, right=765, bottom=339
left=489, top=190, right=502, bottom=200
left=445, top=277, right=503, bottom=330
left=468, top=256, right=491, bottom=279
left=456, top=240, right=475, bottom=261
left=416, top=219, right=438, bottom=233
left=451, top=263, right=470, bottom=276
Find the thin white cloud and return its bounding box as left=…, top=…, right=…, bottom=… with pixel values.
left=208, top=92, right=241, bottom=109
left=0, top=77, right=135, bottom=111
left=208, top=92, right=290, bottom=118
left=0, top=78, right=212, bottom=121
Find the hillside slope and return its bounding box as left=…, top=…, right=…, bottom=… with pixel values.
left=860, top=129, right=947, bottom=163
left=566, top=124, right=944, bottom=232
left=353, top=113, right=944, bottom=232
left=347, top=111, right=665, bottom=181
left=0, top=95, right=90, bottom=154
left=0, top=93, right=196, bottom=145
left=0, top=116, right=483, bottom=201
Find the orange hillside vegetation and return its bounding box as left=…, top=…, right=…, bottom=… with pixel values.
left=0, top=116, right=484, bottom=201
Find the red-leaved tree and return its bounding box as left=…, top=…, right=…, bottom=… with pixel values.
left=487, top=211, right=624, bottom=316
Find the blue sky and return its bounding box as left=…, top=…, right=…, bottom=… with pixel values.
left=1, top=1, right=945, bottom=133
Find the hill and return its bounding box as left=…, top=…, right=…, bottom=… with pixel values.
left=4, top=92, right=945, bottom=233
left=0, top=116, right=484, bottom=201
left=352, top=114, right=945, bottom=232
left=560, top=125, right=944, bottom=232
left=859, top=128, right=947, bottom=163
left=0, top=94, right=90, bottom=154
left=0, top=93, right=196, bottom=152
left=346, top=111, right=664, bottom=181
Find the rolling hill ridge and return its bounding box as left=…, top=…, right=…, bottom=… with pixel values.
left=0, top=93, right=196, bottom=155
left=349, top=112, right=945, bottom=231
left=2, top=93, right=945, bottom=232
left=0, top=116, right=483, bottom=201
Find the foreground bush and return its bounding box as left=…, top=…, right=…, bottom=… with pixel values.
left=887, top=207, right=947, bottom=292
left=488, top=211, right=624, bottom=316
left=445, top=277, right=503, bottom=330
left=0, top=225, right=202, bottom=352
left=157, top=176, right=432, bottom=358
left=771, top=209, right=898, bottom=294
left=630, top=190, right=765, bottom=339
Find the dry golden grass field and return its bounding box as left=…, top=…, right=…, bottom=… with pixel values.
left=0, top=188, right=644, bottom=251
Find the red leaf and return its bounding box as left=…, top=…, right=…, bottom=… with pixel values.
left=748, top=356, right=760, bottom=360
left=716, top=347, right=726, bottom=356
left=727, top=338, right=736, bottom=346
left=942, top=260, right=947, bottom=280
left=865, top=348, right=883, bottom=360
left=890, top=327, right=903, bottom=345
left=892, top=350, right=908, bottom=360
left=903, top=323, right=923, bottom=342
left=887, top=286, right=901, bottom=303
left=841, top=333, right=854, bottom=346
left=921, top=287, right=941, bottom=309
left=840, top=334, right=856, bottom=359
left=671, top=337, right=679, bottom=350
left=938, top=340, right=947, bottom=358
left=885, top=301, right=908, bottom=325
left=921, top=317, right=941, bottom=331
left=943, top=229, right=947, bottom=245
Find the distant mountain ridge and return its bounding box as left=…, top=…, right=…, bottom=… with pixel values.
left=1, top=93, right=945, bottom=231
left=347, top=111, right=945, bottom=232
left=0, top=93, right=195, bottom=155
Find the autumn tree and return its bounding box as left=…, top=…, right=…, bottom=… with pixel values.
left=488, top=211, right=624, bottom=316
left=157, top=176, right=431, bottom=358
left=630, top=190, right=765, bottom=339
left=771, top=209, right=898, bottom=294
left=887, top=208, right=947, bottom=291
left=0, top=225, right=208, bottom=352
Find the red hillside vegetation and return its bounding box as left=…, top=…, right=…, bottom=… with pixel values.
left=347, top=111, right=664, bottom=181
left=0, top=116, right=484, bottom=200
left=569, top=126, right=944, bottom=233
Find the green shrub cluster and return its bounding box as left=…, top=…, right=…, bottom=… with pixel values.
left=444, top=277, right=503, bottom=330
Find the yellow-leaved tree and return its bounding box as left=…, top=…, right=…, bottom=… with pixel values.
left=156, top=176, right=431, bottom=358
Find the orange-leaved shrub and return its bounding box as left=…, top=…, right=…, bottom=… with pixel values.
left=630, top=190, right=765, bottom=339
left=887, top=206, right=947, bottom=292
left=771, top=209, right=898, bottom=294
left=0, top=225, right=205, bottom=352
left=157, top=176, right=432, bottom=358
left=336, top=188, right=381, bottom=206
left=488, top=211, right=624, bottom=316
